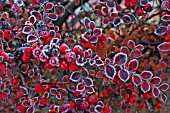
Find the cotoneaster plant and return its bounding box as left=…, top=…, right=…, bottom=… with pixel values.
left=0, top=0, right=170, bottom=113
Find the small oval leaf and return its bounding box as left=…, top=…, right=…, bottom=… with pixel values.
left=140, top=71, right=153, bottom=80
left=118, top=69, right=130, bottom=82
left=141, top=81, right=150, bottom=93
left=104, top=65, right=116, bottom=79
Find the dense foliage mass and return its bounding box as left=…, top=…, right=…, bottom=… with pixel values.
left=0, top=0, right=170, bottom=113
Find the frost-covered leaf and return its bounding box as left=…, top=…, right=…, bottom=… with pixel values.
left=152, top=87, right=160, bottom=98
left=127, top=40, right=135, bottom=49
left=83, top=77, right=93, bottom=87
left=154, top=26, right=167, bottom=35
left=141, top=81, right=150, bottom=93
left=70, top=71, right=81, bottom=82
left=150, top=77, right=162, bottom=85
left=128, top=59, right=139, bottom=71
left=104, top=65, right=116, bottom=79
left=157, top=42, right=170, bottom=52
left=118, top=69, right=130, bottom=82
left=132, top=74, right=142, bottom=86
left=159, top=83, right=169, bottom=91
left=113, top=52, right=128, bottom=66
left=140, top=71, right=153, bottom=80
left=76, top=83, right=85, bottom=92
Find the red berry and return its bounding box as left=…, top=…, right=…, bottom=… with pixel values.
left=17, top=105, right=26, bottom=113
left=103, top=106, right=112, bottom=113
left=107, top=87, right=113, bottom=94
left=81, top=101, right=89, bottom=110
left=0, top=63, right=6, bottom=75
left=124, top=1, right=130, bottom=8
left=164, top=35, right=170, bottom=42
left=22, top=55, right=30, bottom=63
left=88, top=95, right=97, bottom=105
left=60, top=43, right=69, bottom=54
left=139, top=102, right=146, bottom=109
left=143, top=4, right=152, bottom=12
left=0, top=92, right=7, bottom=100
left=10, top=78, right=19, bottom=85
left=49, top=56, right=59, bottom=67
left=130, top=0, right=137, bottom=8
left=149, top=36, right=155, bottom=42
left=43, top=84, right=51, bottom=91
left=161, top=11, right=169, bottom=16
left=60, top=60, right=68, bottom=70
left=83, top=42, right=91, bottom=49
left=24, top=48, right=32, bottom=56
left=73, top=45, right=83, bottom=55
left=68, top=101, right=75, bottom=108
left=128, top=95, right=137, bottom=104
left=32, top=47, right=42, bottom=57
left=0, top=4, right=3, bottom=11
left=34, top=84, right=43, bottom=93
left=69, top=62, right=77, bottom=72
left=31, top=0, right=39, bottom=4
left=39, top=98, right=47, bottom=107
left=4, top=30, right=13, bottom=39
left=44, top=62, right=54, bottom=70
left=136, top=8, right=144, bottom=16
left=45, top=37, right=52, bottom=44
left=65, top=52, right=76, bottom=62
left=103, top=90, right=109, bottom=97
left=0, top=52, right=8, bottom=61
left=155, top=101, right=162, bottom=108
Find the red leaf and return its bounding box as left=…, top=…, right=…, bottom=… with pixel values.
left=54, top=5, right=65, bottom=17
left=86, top=86, right=95, bottom=94
left=113, top=52, right=128, bottom=66
left=118, top=69, right=130, bottom=82
left=76, top=83, right=85, bottom=92
left=46, top=2, right=54, bottom=11
left=104, top=65, right=116, bottom=79
left=50, top=88, right=57, bottom=95
left=28, top=15, right=36, bottom=25
left=160, top=93, right=167, bottom=102
left=47, top=13, right=58, bottom=21
left=106, top=0, right=115, bottom=8
left=20, top=86, right=28, bottom=95
left=160, top=72, right=168, bottom=81
left=132, top=49, right=142, bottom=58
left=141, top=81, right=150, bottom=93
left=30, top=10, right=42, bottom=20
left=132, top=74, right=142, bottom=86
left=22, top=100, right=31, bottom=107
left=70, top=71, right=81, bottom=82
left=140, top=71, right=153, bottom=80
left=83, top=77, right=93, bottom=87
left=84, top=17, right=90, bottom=29
left=128, top=59, right=139, bottom=71
left=161, top=14, right=170, bottom=22
left=80, top=67, right=89, bottom=78
left=159, top=83, right=169, bottom=91
left=127, top=40, right=135, bottom=49
left=22, top=26, right=32, bottom=34
left=120, top=46, right=130, bottom=55
left=150, top=77, right=162, bottom=85
left=152, top=87, right=160, bottom=98
left=93, top=28, right=101, bottom=37
left=157, top=42, right=170, bottom=52
left=135, top=44, right=144, bottom=51
left=94, top=9, right=103, bottom=17
left=27, top=106, right=34, bottom=113
left=154, top=26, right=167, bottom=35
